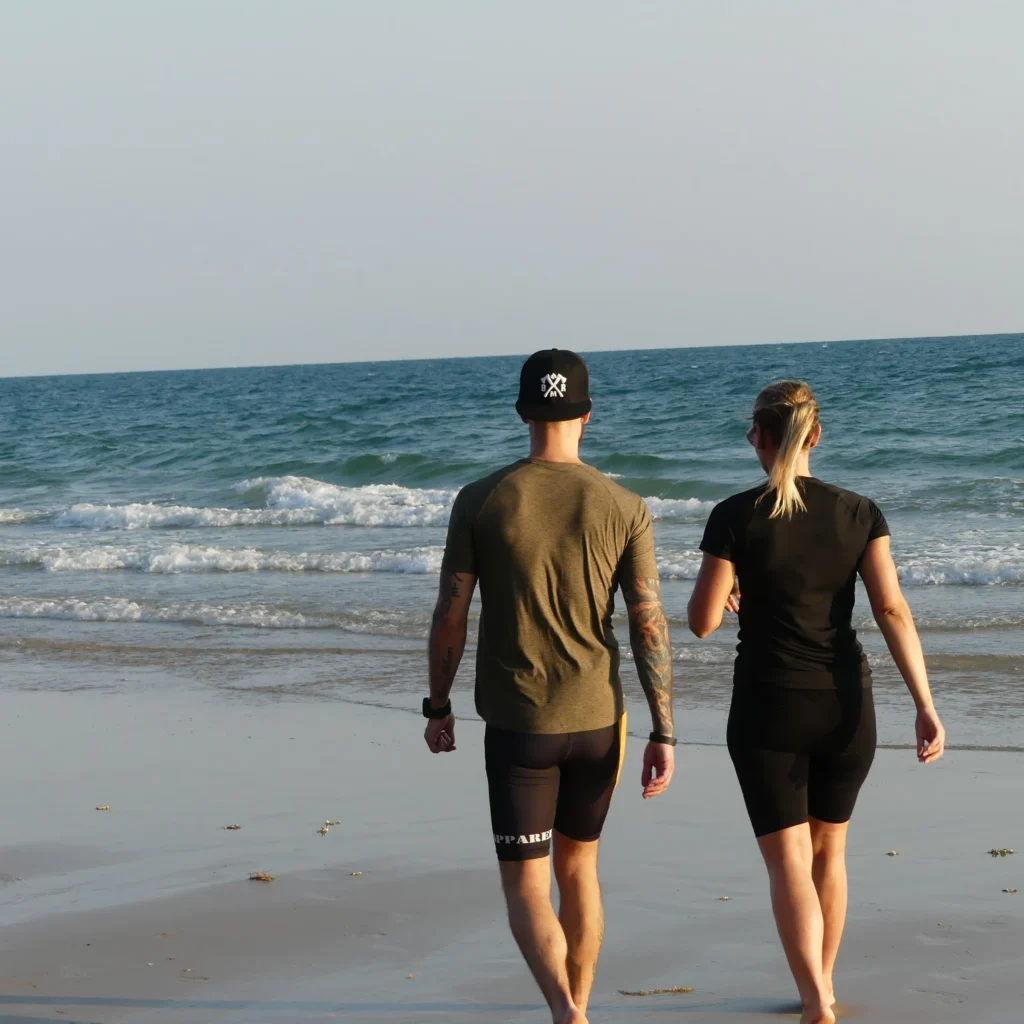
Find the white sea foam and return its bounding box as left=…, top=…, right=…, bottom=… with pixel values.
left=0, top=509, right=39, bottom=525
left=49, top=476, right=713, bottom=531
left=644, top=496, right=715, bottom=520
left=55, top=478, right=458, bottom=530
left=0, top=596, right=433, bottom=634
left=895, top=546, right=1024, bottom=586
left=242, top=476, right=456, bottom=527
left=2, top=544, right=445, bottom=575
left=56, top=503, right=292, bottom=530
left=655, top=554, right=704, bottom=579
left=0, top=596, right=316, bottom=629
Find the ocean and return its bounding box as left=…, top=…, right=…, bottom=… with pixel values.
left=1, top=334, right=1021, bottom=750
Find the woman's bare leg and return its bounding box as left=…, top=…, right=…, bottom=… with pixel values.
left=757, top=824, right=835, bottom=1024
left=809, top=818, right=850, bottom=1006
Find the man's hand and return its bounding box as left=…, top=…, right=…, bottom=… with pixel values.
left=424, top=713, right=456, bottom=753
left=641, top=740, right=675, bottom=799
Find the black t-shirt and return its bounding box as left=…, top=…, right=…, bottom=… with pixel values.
left=699, top=477, right=890, bottom=689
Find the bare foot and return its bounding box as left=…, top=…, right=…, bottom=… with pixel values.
left=555, top=1010, right=588, bottom=1024
left=800, top=1008, right=836, bottom=1024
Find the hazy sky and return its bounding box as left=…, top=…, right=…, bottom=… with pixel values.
left=2, top=2, right=1022, bottom=376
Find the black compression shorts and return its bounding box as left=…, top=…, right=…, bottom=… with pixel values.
left=484, top=717, right=626, bottom=862
left=727, top=686, right=876, bottom=838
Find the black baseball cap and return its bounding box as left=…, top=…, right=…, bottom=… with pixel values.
left=515, top=349, right=592, bottom=422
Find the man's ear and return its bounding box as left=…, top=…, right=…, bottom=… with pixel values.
left=581, top=411, right=592, bottom=426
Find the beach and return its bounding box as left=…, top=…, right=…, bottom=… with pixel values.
left=1, top=683, right=1022, bottom=1024
left=1, top=336, right=1021, bottom=1022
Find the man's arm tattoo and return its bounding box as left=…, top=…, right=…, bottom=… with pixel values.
left=429, top=572, right=468, bottom=705
left=435, top=571, right=463, bottom=621
left=624, top=577, right=674, bottom=736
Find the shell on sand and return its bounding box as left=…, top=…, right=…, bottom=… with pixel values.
left=619, top=986, right=695, bottom=996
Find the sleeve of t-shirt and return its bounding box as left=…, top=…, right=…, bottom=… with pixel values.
left=620, top=499, right=659, bottom=583
left=866, top=499, right=890, bottom=541
left=440, top=488, right=477, bottom=575
left=699, top=501, right=736, bottom=562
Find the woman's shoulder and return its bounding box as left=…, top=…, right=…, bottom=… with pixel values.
left=806, top=478, right=879, bottom=510
left=708, top=484, right=769, bottom=522
left=806, top=479, right=888, bottom=535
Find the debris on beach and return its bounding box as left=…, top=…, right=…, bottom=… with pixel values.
left=249, top=871, right=275, bottom=882
left=96, top=805, right=110, bottom=811
left=619, top=986, right=695, bottom=996
left=223, top=824, right=241, bottom=831
left=718, top=896, right=730, bottom=901
left=989, top=848, right=1016, bottom=857
left=407, top=974, right=415, bottom=980
left=887, top=850, right=899, bottom=856
left=1002, top=888, right=1018, bottom=894
left=325, top=819, right=341, bottom=826
left=317, top=825, right=330, bottom=836
left=350, top=871, right=363, bottom=877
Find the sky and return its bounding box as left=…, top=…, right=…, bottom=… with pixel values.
left=1, top=1, right=1022, bottom=377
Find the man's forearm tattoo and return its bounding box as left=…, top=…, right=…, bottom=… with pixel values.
left=429, top=572, right=467, bottom=703
left=624, top=577, right=674, bottom=736
left=439, top=645, right=455, bottom=682
left=435, top=571, right=463, bottom=621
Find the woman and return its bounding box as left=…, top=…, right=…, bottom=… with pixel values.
left=688, top=380, right=945, bottom=1024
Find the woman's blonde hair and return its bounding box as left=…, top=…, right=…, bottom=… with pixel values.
left=752, top=380, right=819, bottom=519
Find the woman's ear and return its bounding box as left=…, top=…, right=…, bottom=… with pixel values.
left=809, top=422, right=822, bottom=449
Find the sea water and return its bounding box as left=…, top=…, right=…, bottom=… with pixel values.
left=1, top=335, right=1020, bottom=748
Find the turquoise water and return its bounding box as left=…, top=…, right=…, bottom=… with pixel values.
left=1, top=334, right=1021, bottom=747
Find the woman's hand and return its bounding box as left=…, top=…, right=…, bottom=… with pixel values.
left=915, top=706, right=945, bottom=764
left=725, top=579, right=741, bottom=613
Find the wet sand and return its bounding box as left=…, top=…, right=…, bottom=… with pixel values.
left=1, top=689, right=1022, bottom=1023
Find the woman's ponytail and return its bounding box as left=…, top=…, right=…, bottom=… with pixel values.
left=753, top=381, right=819, bottom=519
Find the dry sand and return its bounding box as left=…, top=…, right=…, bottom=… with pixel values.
left=1, top=689, right=1022, bottom=1023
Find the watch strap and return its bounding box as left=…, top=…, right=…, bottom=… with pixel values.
left=649, top=731, right=678, bottom=747
left=423, top=698, right=452, bottom=720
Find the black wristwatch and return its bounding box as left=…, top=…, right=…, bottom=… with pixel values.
left=649, top=731, right=678, bottom=747
left=423, top=698, right=452, bottom=720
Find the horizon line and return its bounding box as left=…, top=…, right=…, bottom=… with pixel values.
left=3, top=329, right=1020, bottom=383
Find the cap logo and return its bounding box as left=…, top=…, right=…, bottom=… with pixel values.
left=540, top=373, right=568, bottom=399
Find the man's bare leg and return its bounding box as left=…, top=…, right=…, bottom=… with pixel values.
left=809, top=818, right=850, bottom=1008
left=552, top=832, right=603, bottom=1014
left=499, top=857, right=588, bottom=1024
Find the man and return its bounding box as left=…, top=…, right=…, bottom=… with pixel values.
left=422, top=349, right=675, bottom=1024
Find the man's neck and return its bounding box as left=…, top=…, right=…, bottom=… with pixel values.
left=529, top=441, right=582, bottom=463
left=528, top=428, right=583, bottom=464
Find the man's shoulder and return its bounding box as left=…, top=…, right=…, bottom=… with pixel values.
left=454, top=461, right=531, bottom=513
left=574, top=465, right=651, bottom=519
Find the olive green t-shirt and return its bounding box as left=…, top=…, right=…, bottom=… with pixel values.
left=441, top=458, right=659, bottom=734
